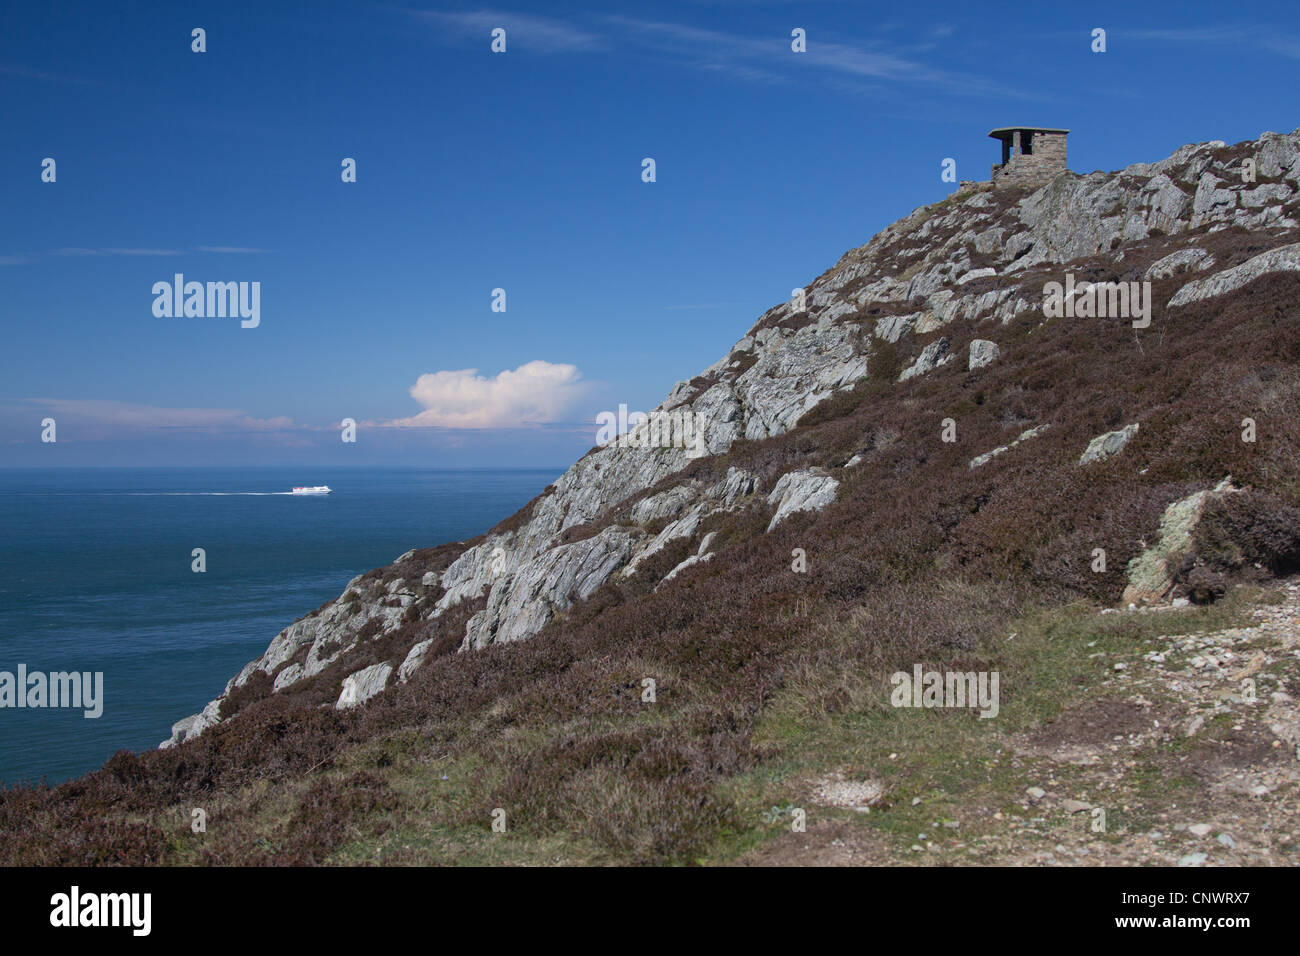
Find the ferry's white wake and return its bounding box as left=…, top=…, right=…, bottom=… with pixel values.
left=7, top=491, right=300, bottom=496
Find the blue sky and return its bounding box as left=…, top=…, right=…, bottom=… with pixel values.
left=3, top=0, right=1299, bottom=467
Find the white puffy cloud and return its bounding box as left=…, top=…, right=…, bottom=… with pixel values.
left=381, top=360, right=587, bottom=429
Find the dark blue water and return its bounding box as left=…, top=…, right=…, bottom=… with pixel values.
left=0, top=467, right=558, bottom=785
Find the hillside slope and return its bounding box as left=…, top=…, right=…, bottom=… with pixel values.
left=164, top=128, right=1300, bottom=747
left=6, top=129, right=1300, bottom=865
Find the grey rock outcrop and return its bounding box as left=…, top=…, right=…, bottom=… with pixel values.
left=630, top=485, right=699, bottom=524
left=899, top=337, right=954, bottom=381
left=159, top=715, right=198, bottom=750
left=969, top=424, right=1050, bottom=469
left=465, top=526, right=638, bottom=649
left=1080, top=424, right=1139, bottom=465
left=659, top=532, right=720, bottom=587
left=397, top=639, right=433, bottom=683
left=1145, top=247, right=1214, bottom=280
left=766, top=471, right=840, bottom=531
left=711, top=467, right=762, bottom=507
left=968, top=339, right=1000, bottom=371
left=957, top=267, right=997, bottom=285
left=623, top=506, right=704, bottom=577
left=336, top=662, right=393, bottom=709
left=875, top=313, right=919, bottom=343
left=1123, top=478, right=1240, bottom=605
left=273, top=662, right=303, bottom=691
left=160, top=697, right=221, bottom=749
left=1168, top=242, right=1300, bottom=307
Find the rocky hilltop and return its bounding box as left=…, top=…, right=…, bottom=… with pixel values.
left=164, top=128, right=1300, bottom=748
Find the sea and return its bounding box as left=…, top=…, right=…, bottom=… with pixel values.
left=0, top=467, right=559, bottom=786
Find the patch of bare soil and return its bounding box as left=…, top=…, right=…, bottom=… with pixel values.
left=742, top=819, right=893, bottom=867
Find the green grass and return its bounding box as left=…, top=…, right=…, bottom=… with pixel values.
left=697, top=586, right=1270, bottom=864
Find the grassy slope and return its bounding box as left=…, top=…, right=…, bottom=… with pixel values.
left=147, top=585, right=1294, bottom=867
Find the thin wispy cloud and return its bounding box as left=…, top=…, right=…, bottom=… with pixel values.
left=1126, top=26, right=1300, bottom=60
left=1121, top=27, right=1254, bottom=43
left=20, top=398, right=296, bottom=432
left=408, top=8, right=1026, bottom=97
left=51, top=247, right=185, bottom=257
left=377, top=360, right=589, bottom=429
left=3, top=246, right=267, bottom=264
left=607, top=16, right=1026, bottom=97
left=408, top=8, right=607, bottom=52
left=603, top=16, right=789, bottom=81
left=1032, top=25, right=1300, bottom=59
left=693, top=60, right=785, bottom=84
left=1261, top=36, right=1300, bottom=59
left=0, top=63, right=96, bottom=86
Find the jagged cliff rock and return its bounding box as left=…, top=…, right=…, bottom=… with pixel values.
left=164, top=128, right=1300, bottom=747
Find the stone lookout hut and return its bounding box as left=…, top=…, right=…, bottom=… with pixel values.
left=989, top=127, right=1068, bottom=187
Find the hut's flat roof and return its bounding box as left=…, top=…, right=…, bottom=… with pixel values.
left=988, top=127, right=1069, bottom=138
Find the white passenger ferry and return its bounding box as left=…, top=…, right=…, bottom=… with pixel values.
left=290, top=486, right=332, bottom=496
